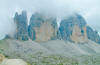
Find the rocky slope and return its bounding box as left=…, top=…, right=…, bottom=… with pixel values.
left=0, top=39, right=100, bottom=64
left=1, top=39, right=100, bottom=57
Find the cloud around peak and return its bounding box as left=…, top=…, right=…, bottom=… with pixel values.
left=0, top=0, right=100, bottom=39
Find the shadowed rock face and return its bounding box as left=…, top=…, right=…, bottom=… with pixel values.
left=28, top=13, right=57, bottom=42
left=14, top=11, right=29, bottom=41
left=86, top=26, right=100, bottom=44
left=28, top=13, right=43, bottom=41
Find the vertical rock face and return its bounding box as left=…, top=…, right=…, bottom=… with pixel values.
left=13, top=11, right=100, bottom=44
left=71, top=25, right=88, bottom=43
left=58, top=14, right=100, bottom=43
left=14, top=11, right=29, bottom=41
left=86, top=26, right=100, bottom=44
left=28, top=13, right=42, bottom=41
left=28, top=13, right=57, bottom=42
left=57, top=14, right=88, bottom=43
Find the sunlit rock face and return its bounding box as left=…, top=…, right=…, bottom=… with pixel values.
left=71, top=25, right=88, bottom=43
left=57, top=14, right=88, bottom=43
left=28, top=13, right=57, bottom=42
left=14, top=11, right=29, bottom=41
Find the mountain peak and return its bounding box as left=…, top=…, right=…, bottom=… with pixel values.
left=11, top=12, right=100, bottom=44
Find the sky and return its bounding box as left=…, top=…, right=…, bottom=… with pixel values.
left=0, top=0, right=100, bottom=39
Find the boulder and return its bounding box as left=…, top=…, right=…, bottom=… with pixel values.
left=0, top=54, right=5, bottom=63
left=0, top=59, right=28, bottom=65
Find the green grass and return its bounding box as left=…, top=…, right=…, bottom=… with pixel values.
left=0, top=39, right=9, bottom=54
left=21, top=54, right=100, bottom=65
left=0, top=39, right=9, bottom=48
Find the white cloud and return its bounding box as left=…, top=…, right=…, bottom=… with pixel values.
left=0, top=0, right=100, bottom=39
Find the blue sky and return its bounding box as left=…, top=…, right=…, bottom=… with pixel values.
left=0, top=0, right=100, bottom=39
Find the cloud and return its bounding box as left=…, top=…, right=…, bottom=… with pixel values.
left=0, top=0, right=100, bottom=39
left=0, top=17, right=16, bottom=40
left=83, top=7, right=100, bottom=32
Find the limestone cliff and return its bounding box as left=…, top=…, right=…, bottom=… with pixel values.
left=28, top=13, right=57, bottom=42
left=71, top=25, right=88, bottom=43
left=57, top=14, right=88, bottom=43
left=58, top=14, right=100, bottom=43
left=13, top=12, right=100, bottom=43
left=14, top=11, right=29, bottom=41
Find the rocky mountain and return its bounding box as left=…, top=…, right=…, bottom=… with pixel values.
left=28, top=13, right=57, bottom=42
left=13, top=11, right=100, bottom=44
left=57, top=14, right=88, bottom=43
left=1, top=11, right=100, bottom=65
left=57, top=14, right=100, bottom=43
left=14, top=11, right=29, bottom=41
